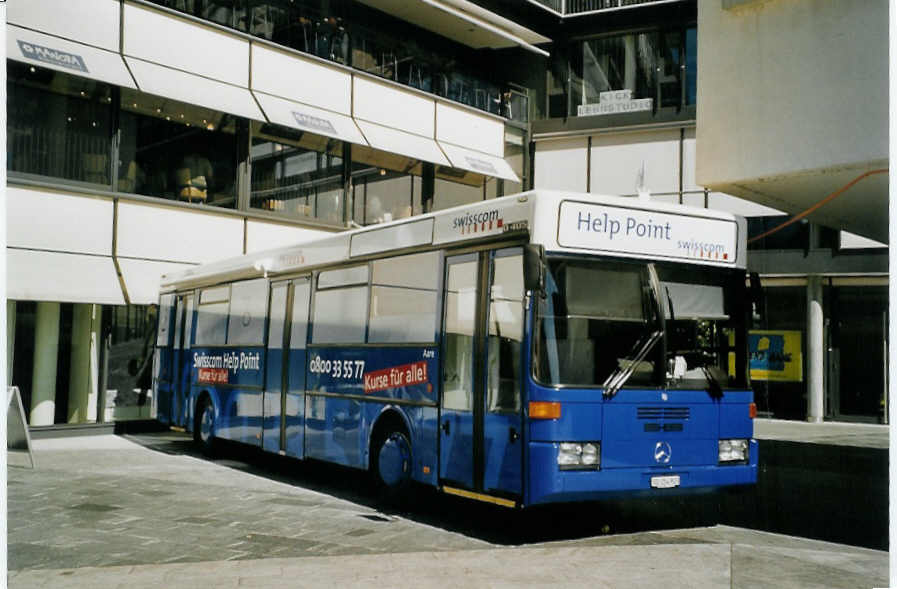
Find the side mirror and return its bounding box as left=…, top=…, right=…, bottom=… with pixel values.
left=523, top=244, right=544, bottom=294
left=749, top=272, right=763, bottom=323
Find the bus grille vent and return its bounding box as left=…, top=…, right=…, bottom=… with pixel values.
left=637, top=407, right=690, bottom=420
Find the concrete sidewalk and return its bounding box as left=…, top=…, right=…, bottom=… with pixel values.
left=754, top=418, right=889, bottom=449
left=8, top=434, right=889, bottom=588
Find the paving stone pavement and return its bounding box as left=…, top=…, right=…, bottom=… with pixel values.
left=8, top=434, right=488, bottom=571
left=7, top=434, right=889, bottom=588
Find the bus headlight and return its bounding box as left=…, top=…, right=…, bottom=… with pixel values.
left=718, top=439, right=749, bottom=463
left=558, top=442, right=601, bottom=470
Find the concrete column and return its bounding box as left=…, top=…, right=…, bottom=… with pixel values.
left=806, top=275, right=825, bottom=423
left=7, top=301, right=16, bottom=386
left=30, top=302, right=61, bottom=426
left=68, top=304, right=100, bottom=423
left=87, top=305, right=100, bottom=422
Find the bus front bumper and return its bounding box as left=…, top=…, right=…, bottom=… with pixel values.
left=526, top=440, right=759, bottom=506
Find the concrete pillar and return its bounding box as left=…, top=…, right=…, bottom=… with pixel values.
left=68, top=304, right=100, bottom=423
left=7, top=301, right=16, bottom=386
left=806, top=276, right=825, bottom=423
left=30, top=302, right=61, bottom=426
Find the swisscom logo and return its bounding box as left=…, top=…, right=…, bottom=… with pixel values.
left=18, top=40, right=88, bottom=73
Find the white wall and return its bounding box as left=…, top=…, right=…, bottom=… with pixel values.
left=533, top=137, right=587, bottom=192
left=696, top=0, right=888, bottom=240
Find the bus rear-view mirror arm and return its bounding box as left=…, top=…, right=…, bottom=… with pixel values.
left=524, top=244, right=545, bottom=296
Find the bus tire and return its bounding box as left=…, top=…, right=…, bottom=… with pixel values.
left=371, top=428, right=413, bottom=500
left=194, top=396, right=217, bottom=457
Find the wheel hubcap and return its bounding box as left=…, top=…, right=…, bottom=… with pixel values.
left=200, top=406, right=213, bottom=443
left=378, top=433, right=411, bottom=488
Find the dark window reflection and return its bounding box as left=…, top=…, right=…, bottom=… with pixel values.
left=7, top=62, right=113, bottom=185
left=119, top=89, right=238, bottom=208
left=107, top=305, right=157, bottom=421
left=250, top=122, right=344, bottom=223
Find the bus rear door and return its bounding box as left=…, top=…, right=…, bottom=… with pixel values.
left=171, top=293, right=193, bottom=428
left=263, top=278, right=310, bottom=458
left=439, top=248, right=524, bottom=504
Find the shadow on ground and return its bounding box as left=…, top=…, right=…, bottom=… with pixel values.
left=126, top=431, right=736, bottom=547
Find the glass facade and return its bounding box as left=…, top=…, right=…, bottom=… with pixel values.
left=548, top=25, right=697, bottom=120
left=251, top=122, right=345, bottom=222
left=8, top=62, right=520, bottom=227
left=7, top=62, right=114, bottom=186
left=146, top=0, right=524, bottom=119
left=9, top=302, right=157, bottom=426
left=120, top=89, right=239, bottom=208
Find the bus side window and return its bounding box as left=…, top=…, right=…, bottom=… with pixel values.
left=443, top=259, right=477, bottom=411
left=227, top=278, right=269, bottom=346
left=488, top=253, right=524, bottom=413
left=312, top=265, right=369, bottom=344
left=369, top=251, right=439, bottom=344
left=195, top=286, right=230, bottom=346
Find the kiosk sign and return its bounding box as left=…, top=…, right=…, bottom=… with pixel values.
left=557, top=200, right=737, bottom=264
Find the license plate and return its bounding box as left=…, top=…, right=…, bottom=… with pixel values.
left=650, top=475, right=680, bottom=489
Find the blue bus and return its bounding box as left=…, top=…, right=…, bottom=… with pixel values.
left=153, top=190, right=758, bottom=508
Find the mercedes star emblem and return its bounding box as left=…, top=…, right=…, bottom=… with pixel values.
left=654, top=441, right=672, bottom=464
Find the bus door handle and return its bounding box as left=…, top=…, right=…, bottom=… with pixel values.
left=441, top=420, right=450, bottom=435
left=509, top=427, right=519, bottom=443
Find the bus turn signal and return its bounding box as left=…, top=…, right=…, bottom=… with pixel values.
left=529, top=401, right=561, bottom=420
left=749, top=403, right=757, bottom=419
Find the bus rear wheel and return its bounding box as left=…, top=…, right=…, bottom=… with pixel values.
left=194, top=397, right=217, bottom=456
left=372, top=429, right=412, bottom=499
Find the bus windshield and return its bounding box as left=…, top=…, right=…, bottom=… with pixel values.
left=533, top=258, right=662, bottom=388
left=534, top=257, right=747, bottom=390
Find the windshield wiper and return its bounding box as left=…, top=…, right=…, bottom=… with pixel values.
left=602, top=329, right=663, bottom=399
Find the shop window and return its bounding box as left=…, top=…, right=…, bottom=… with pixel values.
left=119, top=89, right=238, bottom=208
left=7, top=62, right=113, bottom=186
left=250, top=122, right=344, bottom=224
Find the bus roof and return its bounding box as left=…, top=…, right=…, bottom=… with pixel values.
left=160, top=190, right=747, bottom=292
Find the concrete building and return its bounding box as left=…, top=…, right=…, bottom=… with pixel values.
left=6, top=0, right=887, bottom=428
left=6, top=0, right=539, bottom=428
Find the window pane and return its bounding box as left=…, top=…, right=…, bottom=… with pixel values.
left=173, top=299, right=184, bottom=350
left=685, top=27, right=697, bottom=106
left=183, top=295, right=194, bottom=349
left=7, top=62, right=113, bottom=185
left=250, top=122, right=345, bottom=224
left=564, top=265, right=645, bottom=320
left=488, top=254, right=523, bottom=413
left=443, top=259, right=478, bottom=411
left=312, top=285, right=368, bottom=344
left=372, top=251, right=439, bottom=290
left=290, top=280, right=311, bottom=350
left=156, top=294, right=174, bottom=346
left=369, top=286, right=437, bottom=343
left=267, top=284, right=289, bottom=350
left=318, top=265, right=368, bottom=289
left=119, top=89, right=238, bottom=208
left=195, top=301, right=229, bottom=346
left=227, top=279, right=269, bottom=346
left=364, top=172, right=414, bottom=223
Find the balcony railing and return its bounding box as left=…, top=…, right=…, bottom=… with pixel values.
left=528, top=0, right=684, bottom=16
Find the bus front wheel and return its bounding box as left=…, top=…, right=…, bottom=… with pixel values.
left=372, top=430, right=412, bottom=497
left=194, top=397, right=217, bottom=456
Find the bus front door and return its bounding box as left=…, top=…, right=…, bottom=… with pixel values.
left=439, top=249, right=524, bottom=502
